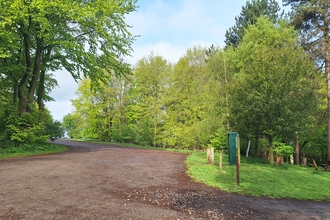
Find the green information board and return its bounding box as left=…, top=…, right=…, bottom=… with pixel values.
left=228, top=132, right=239, bottom=165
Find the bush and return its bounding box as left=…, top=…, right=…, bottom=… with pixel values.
left=5, top=111, right=49, bottom=146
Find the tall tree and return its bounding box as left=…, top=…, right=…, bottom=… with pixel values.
left=225, top=0, right=281, bottom=48
left=126, top=53, right=170, bottom=146
left=70, top=72, right=130, bottom=141
left=229, top=17, right=317, bottom=164
left=283, top=0, right=330, bottom=161
left=62, top=113, right=82, bottom=139
left=204, top=47, right=233, bottom=137
left=0, top=0, right=136, bottom=116
left=163, top=46, right=224, bottom=149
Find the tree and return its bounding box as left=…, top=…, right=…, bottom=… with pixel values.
left=69, top=71, right=130, bottom=141
left=62, top=113, right=83, bottom=139
left=283, top=0, right=330, bottom=161
left=0, top=1, right=136, bottom=117
left=229, top=17, right=317, bottom=164
left=0, top=0, right=136, bottom=146
left=126, top=53, right=171, bottom=146
left=162, top=46, right=226, bottom=149
left=225, top=0, right=281, bottom=48
left=203, top=47, right=233, bottom=145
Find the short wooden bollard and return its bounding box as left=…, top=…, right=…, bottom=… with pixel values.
left=207, top=147, right=214, bottom=166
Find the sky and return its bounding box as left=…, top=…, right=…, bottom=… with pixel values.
left=45, top=0, right=284, bottom=121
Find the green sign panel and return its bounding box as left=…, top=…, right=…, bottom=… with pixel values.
left=228, top=132, right=239, bottom=165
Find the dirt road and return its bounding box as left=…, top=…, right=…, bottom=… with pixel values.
left=0, top=139, right=329, bottom=219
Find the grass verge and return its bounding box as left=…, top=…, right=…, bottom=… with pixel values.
left=0, top=143, right=67, bottom=159
left=186, top=151, right=330, bottom=201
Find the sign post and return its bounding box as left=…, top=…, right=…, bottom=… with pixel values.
left=236, top=135, right=240, bottom=185
left=228, top=132, right=240, bottom=185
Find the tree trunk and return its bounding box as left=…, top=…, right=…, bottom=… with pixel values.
left=301, top=157, right=307, bottom=166
left=37, top=48, right=52, bottom=111
left=276, top=157, right=284, bottom=166
left=154, top=122, right=157, bottom=147
left=262, top=146, right=267, bottom=159
left=27, top=39, right=42, bottom=113
left=37, top=70, right=45, bottom=111
left=324, top=6, right=330, bottom=162
left=18, top=74, right=29, bottom=116
left=18, top=30, right=32, bottom=116
left=294, top=132, right=300, bottom=165
left=327, top=50, right=330, bottom=161
left=269, top=139, right=274, bottom=164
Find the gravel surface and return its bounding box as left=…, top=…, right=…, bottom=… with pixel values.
left=0, top=139, right=329, bottom=219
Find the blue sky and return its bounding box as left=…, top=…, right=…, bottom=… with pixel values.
left=46, top=0, right=284, bottom=121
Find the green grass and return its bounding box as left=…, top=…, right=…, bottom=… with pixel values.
left=0, top=143, right=67, bottom=159
left=186, top=151, right=330, bottom=201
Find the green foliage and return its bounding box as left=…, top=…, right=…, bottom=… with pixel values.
left=0, top=102, right=63, bottom=147
left=46, top=120, right=64, bottom=141
left=161, top=46, right=227, bottom=149
left=134, top=119, right=154, bottom=146
left=186, top=151, right=330, bottom=201
left=210, top=129, right=227, bottom=150
left=283, top=0, right=329, bottom=66
left=273, top=141, right=294, bottom=157
left=284, top=0, right=330, bottom=161
left=126, top=53, right=171, bottom=146
left=67, top=47, right=230, bottom=149
left=0, top=0, right=137, bottom=147
left=303, top=126, right=327, bottom=163
left=62, top=113, right=82, bottom=139
left=62, top=14, right=326, bottom=159
left=6, top=111, right=49, bottom=146
left=228, top=17, right=317, bottom=163
left=68, top=73, right=131, bottom=141
left=225, top=0, right=281, bottom=48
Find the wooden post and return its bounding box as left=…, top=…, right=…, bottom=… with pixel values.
left=236, top=154, right=240, bottom=185
left=236, top=138, right=240, bottom=185
left=301, top=157, right=307, bottom=166
left=208, top=147, right=214, bottom=165
left=246, top=140, right=251, bottom=157
left=312, top=159, right=318, bottom=171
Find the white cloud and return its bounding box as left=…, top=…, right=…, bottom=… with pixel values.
left=45, top=70, right=77, bottom=121
left=126, top=9, right=163, bottom=36
left=50, top=70, right=78, bottom=101
left=126, top=42, right=187, bottom=64
left=46, top=101, right=75, bottom=122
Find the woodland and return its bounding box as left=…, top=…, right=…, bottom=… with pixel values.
left=1, top=0, right=330, bottom=166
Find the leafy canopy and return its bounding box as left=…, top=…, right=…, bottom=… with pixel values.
left=225, top=0, right=281, bottom=48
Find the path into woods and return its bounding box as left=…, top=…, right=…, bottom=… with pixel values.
left=0, top=139, right=329, bottom=219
